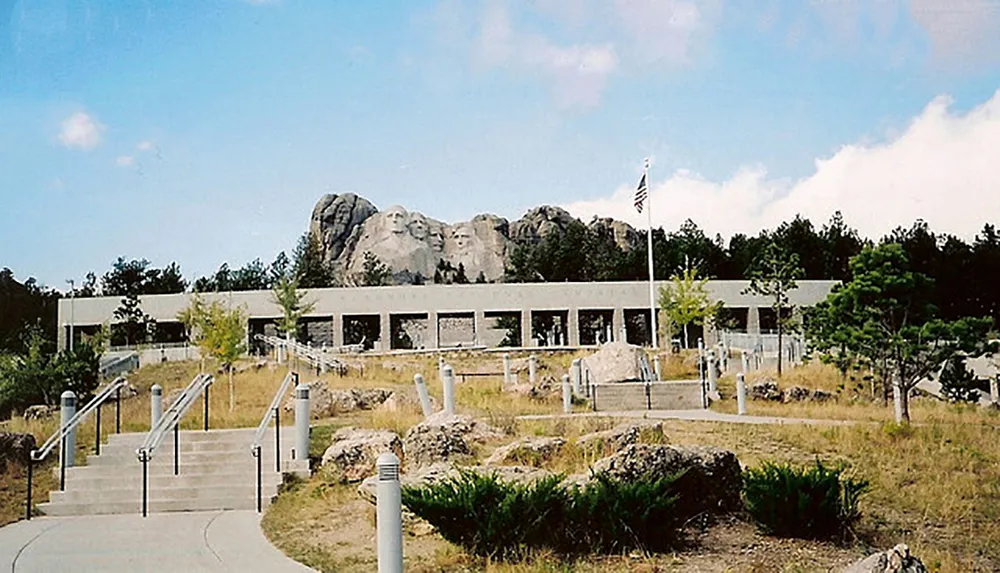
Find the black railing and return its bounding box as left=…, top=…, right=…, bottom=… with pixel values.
left=250, top=371, right=298, bottom=513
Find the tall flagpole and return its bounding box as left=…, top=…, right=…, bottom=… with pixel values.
left=645, top=157, right=657, bottom=351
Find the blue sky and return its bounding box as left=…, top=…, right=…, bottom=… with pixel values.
left=2, top=0, right=1000, bottom=288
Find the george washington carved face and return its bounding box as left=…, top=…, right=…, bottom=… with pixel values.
left=384, top=205, right=408, bottom=235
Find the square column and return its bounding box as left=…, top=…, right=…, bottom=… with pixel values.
left=520, top=309, right=532, bottom=347
left=332, top=314, right=344, bottom=349
left=567, top=308, right=580, bottom=347
left=747, top=307, right=761, bottom=337
left=428, top=311, right=440, bottom=349
left=474, top=309, right=486, bottom=347
left=612, top=307, right=624, bottom=342
left=380, top=312, right=391, bottom=351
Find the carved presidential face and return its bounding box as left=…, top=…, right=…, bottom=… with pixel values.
left=384, top=206, right=408, bottom=234
left=409, top=213, right=428, bottom=239
left=453, top=225, right=473, bottom=250
left=427, top=222, right=444, bottom=252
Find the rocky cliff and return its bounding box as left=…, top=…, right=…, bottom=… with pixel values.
left=310, top=193, right=639, bottom=285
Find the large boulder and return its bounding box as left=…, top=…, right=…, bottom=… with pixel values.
left=283, top=383, right=392, bottom=418
left=402, top=413, right=505, bottom=469
left=842, top=544, right=928, bottom=573
left=576, top=421, right=666, bottom=454
left=588, top=444, right=742, bottom=517
left=582, top=341, right=646, bottom=384
left=377, top=389, right=438, bottom=414
left=782, top=385, right=811, bottom=403
left=321, top=427, right=403, bottom=483
left=484, top=436, right=566, bottom=466
left=750, top=380, right=782, bottom=402
left=22, top=405, right=54, bottom=421
left=311, top=193, right=378, bottom=266
left=0, top=432, right=36, bottom=473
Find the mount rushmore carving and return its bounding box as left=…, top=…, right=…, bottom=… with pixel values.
left=310, top=193, right=639, bottom=285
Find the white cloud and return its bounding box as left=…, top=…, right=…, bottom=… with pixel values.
left=57, top=112, right=104, bottom=150
left=613, top=0, right=720, bottom=66
left=115, top=155, right=134, bottom=167
left=908, top=0, right=1000, bottom=67
left=136, top=140, right=154, bottom=151
left=474, top=1, right=619, bottom=108
left=563, top=90, right=1000, bottom=242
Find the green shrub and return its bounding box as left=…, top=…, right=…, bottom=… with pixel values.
left=401, top=470, right=569, bottom=560
left=742, top=460, right=868, bottom=540
left=564, top=470, right=681, bottom=554
left=401, top=470, right=684, bottom=560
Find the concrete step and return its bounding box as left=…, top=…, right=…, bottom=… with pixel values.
left=63, top=459, right=308, bottom=479
left=86, top=450, right=290, bottom=467
left=49, top=482, right=280, bottom=503
left=60, top=471, right=285, bottom=490
left=103, top=428, right=294, bottom=446
left=96, top=438, right=291, bottom=455
left=38, top=495, right=271, bottom=517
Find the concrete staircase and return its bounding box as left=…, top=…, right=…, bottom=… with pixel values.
left=39, top=427, right=308, bottom=517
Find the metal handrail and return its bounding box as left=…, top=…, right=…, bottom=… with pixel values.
left=135, top=372, right=214, bottom=517
left=250, top=370, right=298, bottom=513
left=256, top=334, right=346, bottom=372
left=26, top=377, right=129, bottom=520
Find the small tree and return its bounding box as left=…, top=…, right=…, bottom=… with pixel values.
left=112, top=293, right=157, bottom=347
left=179, top=297, right=247, bottom=411
left=743, top=241, right=804, bottom=376
left=939, top=355, right=983, bottom=403
left=271, top=276, right=315, bottom=344
left=658, top=267, right=722, bottom=349
left=807, top=243, right=996, bottom=422
left=359, top=252, right=392, bottom=287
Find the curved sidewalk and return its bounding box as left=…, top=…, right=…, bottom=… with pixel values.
left=0, top=510, right=315, bottom=572
left=518, top=409, right=856, bottom=425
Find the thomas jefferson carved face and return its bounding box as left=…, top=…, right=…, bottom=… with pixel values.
left=384, top=206, right=408, bottom=235
left=453, top=225, right=473, bottom=250
left=409, top=213, right=428, bottom=240
left=427, top=222, right=444, bottom=252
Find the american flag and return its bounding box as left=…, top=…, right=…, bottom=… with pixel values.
left=634, top=172, right=648, bottom=213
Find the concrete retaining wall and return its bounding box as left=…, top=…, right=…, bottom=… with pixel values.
left=591, top=380, right=703, bottom=412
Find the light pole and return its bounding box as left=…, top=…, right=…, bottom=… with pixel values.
left=66, top=279, right=75, bottom=352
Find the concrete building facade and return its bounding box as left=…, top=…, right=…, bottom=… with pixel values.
left=57, top=280, right=838, bottom=352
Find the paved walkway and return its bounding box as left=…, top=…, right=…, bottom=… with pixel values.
left=0, top=511, right=315, bottom=572
left=518, top=409, right=855, bottom=426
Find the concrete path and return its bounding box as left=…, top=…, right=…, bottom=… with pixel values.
left=518, top=409, right=855, bottom=426
left=0, top=511, right=315, bottom=572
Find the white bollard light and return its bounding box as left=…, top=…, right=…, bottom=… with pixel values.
left=736, top=373, right=747, bottom=415
left=376, top=452, right=403, bottom=573
left=991, top=375, right=999, bottom=405
left=414, top=374, right=432, bottom=418
left=707, top=349, right=718, bottom=393
left=503, top=354, right=512, bottom=385
left=442, top=365, right=455, bottom=416
left=562, top=374, right=572, bottom=414
left=438, top=357, right=445, bottom=382
left=893, top=378, right=904, bottom=422
left=294, top=384, right=310, bottom=463
left=571, top=359, right=582, bottom=395
left=653, top=356, right=661, bottom=381
left=528, top=355, right=537, bottom=385
left=60, top=391, right=77, bottom=468
left=150, top=384, right=163, bottom=429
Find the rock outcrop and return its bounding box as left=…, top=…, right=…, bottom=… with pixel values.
left=308, top=194, right=639, bottom=285
left=582, top=341, right=646, bottom=384
left=750, top=380, right=782, bottom=402
left=0, top=432, right=36, bottom=472
left=402, top=413, right=506, bottom=469
left=842, top=544, right=928, bottom=573
left=22, top=405, right=54, bottom=421
left=283, top=383, right=392, bottom=418
left=484, top=436, right=566, bottom=466
left=575, top=421, right=666, bottom=453
left=587, top=444, right=742, bottom=516
left=320, top=427, right=403, bottom=483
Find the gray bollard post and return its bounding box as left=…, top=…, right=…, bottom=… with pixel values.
left=736, top=372, right=747, bottom=415
left=991, top=375, right=999, bottom=405
left=414, top=374, right=432, bottom=418
left=438, top=356, right=445, bottom=382
left=376, top=452, right=403, bottom=573
left=653, top=356, right=661, bottom=381
left=150, top=384, right=163, bottom=429
left=741, top=351, right=748, bottom=374
left=562, top=374, right=572, bottom=414
left=571, top=359, right=582, bottom=395
left=503, top=353, right=512, bottom=386
left=60, top=391, right=77, bottom=469
left=294, top=384, right=310, bottom=463
left=707, top=349, right=718, bottom=393
left=528, top=354, right=537, bottom=385
left=442, top=365, right=455, bottom=416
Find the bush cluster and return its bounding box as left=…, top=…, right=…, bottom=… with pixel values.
left=742, top=460, right=868, bottom=540
left=401, top=469, right=683, bottom=560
